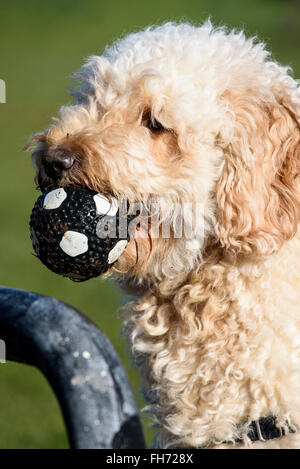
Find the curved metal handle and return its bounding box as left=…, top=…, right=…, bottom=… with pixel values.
left=0, top=286, right=145, bottom=449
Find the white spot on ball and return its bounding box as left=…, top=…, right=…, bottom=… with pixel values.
left=82, top=351, right=91, bottom=359
left=93, top=194, right=118, bottom=216
left=43, top=188, right=67, bottom=209
left=108, top=240, right=128, bottom=264
left=59, top=231, right=88, bottom=257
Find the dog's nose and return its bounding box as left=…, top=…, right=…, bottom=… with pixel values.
left=43, top=150, right=75, bottom=179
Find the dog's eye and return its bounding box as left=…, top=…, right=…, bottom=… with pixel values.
left=142, top=111, right=165, bottom=133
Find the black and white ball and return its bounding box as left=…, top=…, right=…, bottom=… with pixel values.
left=30, top=187, right=134, bottom=281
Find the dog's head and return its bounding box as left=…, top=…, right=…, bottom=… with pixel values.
left=26, top=22, right=300, bottom=288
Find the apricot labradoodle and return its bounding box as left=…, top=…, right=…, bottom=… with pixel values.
left=27, top=22, right=300, bottom=448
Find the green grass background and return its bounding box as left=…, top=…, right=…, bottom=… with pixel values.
left=0, top=0, right=300, bottom=449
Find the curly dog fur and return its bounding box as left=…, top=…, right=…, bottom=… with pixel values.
left=27, top=21, right=300, bottom=448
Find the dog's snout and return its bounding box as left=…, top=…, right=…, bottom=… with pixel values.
left=42, top=149, right=75, bottom=179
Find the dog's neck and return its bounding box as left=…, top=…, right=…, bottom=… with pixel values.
left=124, top=230, right=300, bottom=448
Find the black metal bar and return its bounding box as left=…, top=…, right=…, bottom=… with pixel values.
left=0, top=286, right=145, bottom=449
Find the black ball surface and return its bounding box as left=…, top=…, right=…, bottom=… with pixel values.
left=30, top=187, right=133, bottom=281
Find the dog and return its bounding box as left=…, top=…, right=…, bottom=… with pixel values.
left=26, top=21, right=300, bottom=448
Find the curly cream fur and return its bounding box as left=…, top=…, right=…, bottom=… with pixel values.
left=125, top=236, right=300, bottom=448
left=27, top=21, right=300, bottom=448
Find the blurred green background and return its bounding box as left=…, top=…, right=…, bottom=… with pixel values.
left=0, top=0, right=300, bottom=449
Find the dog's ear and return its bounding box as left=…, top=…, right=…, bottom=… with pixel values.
left=215, top=88, right=300, bottom=255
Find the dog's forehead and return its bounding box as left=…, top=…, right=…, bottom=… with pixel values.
left=76, top=21, right=292, bottom=119
left=79, top=58, right=219, bottom=126
left=75, top=25, right=223, bottom=109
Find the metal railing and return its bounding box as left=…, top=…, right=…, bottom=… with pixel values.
left=0, top=286, right=145, bottom=449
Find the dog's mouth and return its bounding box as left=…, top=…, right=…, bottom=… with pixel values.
left=37, top=168, right=60, bottom=192
left=37, top=163, right=82, bottom=193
